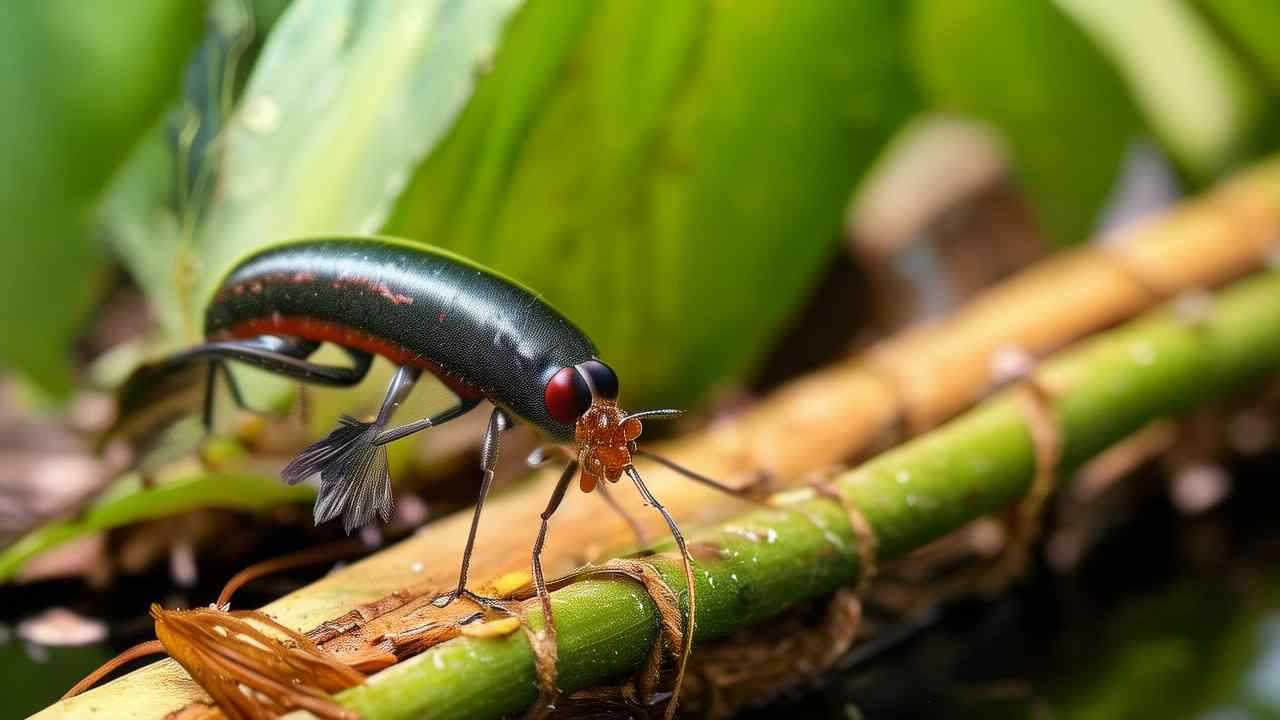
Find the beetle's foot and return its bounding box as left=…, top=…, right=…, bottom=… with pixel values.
left=432, top=587, right=512, bottom=612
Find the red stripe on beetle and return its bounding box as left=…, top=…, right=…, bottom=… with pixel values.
left=219, top=315, right=485, bottom=400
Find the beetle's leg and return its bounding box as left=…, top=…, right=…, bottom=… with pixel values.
left=202, top=360, right=261, bottom=429
left=195, top=336, right=372, bottom=387
left=108, top=338, right=372, bottom=463
left=530, top=459, right=578, bottom=612
left=368, top=367, right=481, bottom=445
left=625, top=464, right=695, bottom=720
left=433, top=407, right=513, bottom=608
left=192, top=336, right=369, bottom=432
left=523, top=458, right=580, bottom=710
left=202, top=362, right=220, bottom=432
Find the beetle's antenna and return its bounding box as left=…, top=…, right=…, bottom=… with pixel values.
left=620, top=408, right=685, bottom=423
left=624, top=464, right=694, bottom=720
left=635, top=448, right=764, bottom=500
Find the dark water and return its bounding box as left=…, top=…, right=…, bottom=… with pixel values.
left=5, top=452, right=1279, bottom=719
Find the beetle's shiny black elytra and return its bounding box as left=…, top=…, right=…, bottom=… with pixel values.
left=206, top=238, right=597, bottom=441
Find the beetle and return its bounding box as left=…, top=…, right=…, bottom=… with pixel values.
left=110, top=236, right=750, bottom=709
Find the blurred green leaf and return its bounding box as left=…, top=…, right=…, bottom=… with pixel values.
left=0, top=1, right=203, bottom=395
left=104, top=0, right=523, bottom=343
left=188, top=0, right=524, bottom=325
left=102, top=0, right=294, bottom=343
left=1056, top=0, right=1263, bottom=178
left=101, top=128, right=191, bottom=341
left=1195, top=0, right=1280, bottom=90
left=0, top=473, right=314, bottom=583
left=909, top=0, right=1143, bottom=246
left=388, top=0, right=917, bottom=407
left=1052, top=581, right=1280, bottom=720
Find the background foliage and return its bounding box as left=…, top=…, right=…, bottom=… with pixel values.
left=4, top=0, right=1279, bottom=405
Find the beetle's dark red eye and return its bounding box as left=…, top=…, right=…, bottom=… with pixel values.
left=579, top=359, right=619, bottom=401
left=545, top=366, right=592, bottom=425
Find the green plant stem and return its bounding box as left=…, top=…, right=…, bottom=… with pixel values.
left=337, top=270, right=1280, bottom=720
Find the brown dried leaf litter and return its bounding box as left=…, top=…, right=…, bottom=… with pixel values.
left=152, top=606, right=364, bottom=720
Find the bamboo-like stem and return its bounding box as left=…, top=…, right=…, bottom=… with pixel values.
left=333, top=273, right=1280, bottom=720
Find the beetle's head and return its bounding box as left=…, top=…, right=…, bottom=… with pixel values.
left=544, top=359, right=673, bottom=491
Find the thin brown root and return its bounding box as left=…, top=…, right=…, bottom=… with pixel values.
left=808, top=475, right=879, bottom=592
left=768, top=466, right=880, bottom=592
left=62, top=639, right=166, bottom=700
left=217, top=538, right=368, bottom=609
left=684, top=588, right=864, bottom=719
left=912, top=378, right=1065, bottom=599
left=519, top=614, right=560, bottom=720
left=531, top=559, right=687, bottom=718
left=1073, top=420, right=1177, bottom=501
left=152, top=605, right=364, bottom=720
left=624, top=464, right=697, bottom=720
left=601, top=557, right=685, bottom=703
left=988, top=380, right=1063, bottom=589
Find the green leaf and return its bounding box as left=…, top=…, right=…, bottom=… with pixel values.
left=0, top=1, right=203, bottom=394
left=909, top=0, right=1144, bottom=246
left=188, top=0, right=524, bottom=323
left=102, top=0, right=523, bottom=345
left=0, top=473, right=314, bottom=583
left=388, top=0, right=917, bottom=407
left=101, top=127, right=192, bottom=341
left=1194, top=0, right=1280, bottom=89
left=1056, top=0, right=1264, bottom=178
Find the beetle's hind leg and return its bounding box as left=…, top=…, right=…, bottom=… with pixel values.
left=192, top=336, right=373, bottom=433
left=431, top=407, right=512, bottom=609
left=200, top=360, right=262, bottom=432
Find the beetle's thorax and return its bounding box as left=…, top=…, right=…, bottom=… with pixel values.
left=575, top=400, right=642, bottom=492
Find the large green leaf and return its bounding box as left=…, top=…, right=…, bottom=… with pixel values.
left=1195, top=0, right=1280, bottom=89
left=387, top=0, right=917, bottom=408
left=103, top=0, right=525, bottom=344
left=188, top=0, right=524, bottom=322
left=909, top=0, right=1144, bottom=246
left=101, top=0, right=295, bottom=344
left=1056, top=0, right=1263, bottom=178
left=0, top=1, right=202, bottom=395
